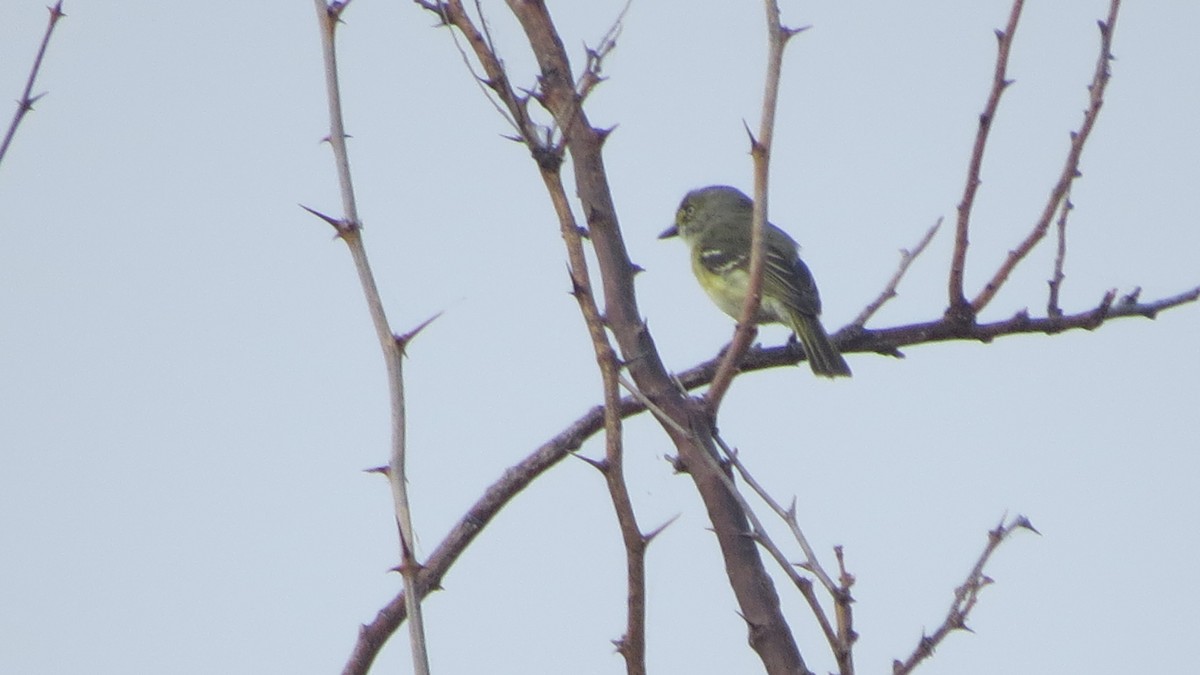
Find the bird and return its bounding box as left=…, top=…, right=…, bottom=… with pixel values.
left=659, top=185, right=851, bottom=378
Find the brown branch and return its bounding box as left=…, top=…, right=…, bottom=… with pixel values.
left=713, top=435, right=849, bottom=674
left=504, top=2, right=808, bottom=672
left=339, top=282, right=1198, bottom=672
left=340, top=2, right=1189, bottom=671
left=947, top=0, right=1024, bottom=322
left=851, top=218, right=942, bottom=329
left=1046, top=196, right=1074, bottom=317
left=0, top=1, right=66, bottom=167
left=418, top=0, right=550, bottom=158
left=972, top=0, right=1121, bottom=313
left=892, top=515, right=1039, bottom=675
left=706, top=3, right=802, bottom=416
left=542, top=119, right=648, bottom=675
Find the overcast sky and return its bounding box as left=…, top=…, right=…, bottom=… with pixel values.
left=2, top=2, right=1197, bottom=674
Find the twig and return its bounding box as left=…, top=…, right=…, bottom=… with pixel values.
left=418, top=0, right=549, bottom=156
left=947, top=0, right=1024, bottom=322
left=892, top=515, right=1038, bottom=675
left=546, top=160, right=649, bottom=675
left=0, top=2, right=66, bottom=167
left=714, top=434, right=859, bottom=674
left=1046, top=196, right=1074, bottom=317
left=706, top=0, right=801, bottom=415
left=311, top=3, right=430, bottom=674
left=851, top=218, right=942, bottom=329
left=577, top=0, right=632, bottom=102
left=972, top=0, right=1121, bottom=313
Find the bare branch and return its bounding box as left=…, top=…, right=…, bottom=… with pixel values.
left=577, top=0, right=632, bottom=103
left=715, top=435, right=856, bottom=674
left=851, top=218, right=942, bottom=329
left=312, top=3, right=429, bottom=674
left=339, top=281, right=1198, bottom=671
left=972, top=0, right=1121, bottom=313
left=504, top=1, right=809, bottom=671
left=0, top=1, right=67, bottom=167
left=543, top=142, right=649, bottom=675
left=1047, top=196, right=1074, bottom=317
left=706, top=1, right=798, bottom=415
left=947, top=0, right=1024, bottom=321
left=892, top=515, right=1038, bottom=675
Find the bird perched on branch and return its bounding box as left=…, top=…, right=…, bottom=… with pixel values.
left=659, top=185, right=851, bottom=378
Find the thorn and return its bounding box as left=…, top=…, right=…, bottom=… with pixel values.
left=364, top=465, right=389, bottom=475
left=630, top=263, right=645, bottom=275
left=577, top=225, right=591, bottom=240
left=20, top=92, right=47, bottom=111
left=395, top=310, right=445, bottom=354
left=643, top=513, right=681, bottom=544
left=50, top=1, right=67, bottom=20
left=1014, top=515, right=1041, bottom=535
left=595, top=124, right=618, bottom=144
left=665, top=453, right=687, bottom=473
left=782, top=24, right=810, bottom=39
left=919, top=634, right=935, bottom=652
left=786, top=496, right=797, bottom=521
left=300, top=204, right=357, bottom=237
left=994, top=28, right=1005, bottom=41
left=1120, top=286, right=1142, bottom=305
left=1097, top=19, right=1109, bottom=35
left=573, top=453, right=608, bottom=472
left=1001, top=78, right=1014, bottom=88
left=741, top=120, right=758, bottom=148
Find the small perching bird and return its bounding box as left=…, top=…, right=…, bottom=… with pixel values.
left=659, top=185, right=851, bottom=378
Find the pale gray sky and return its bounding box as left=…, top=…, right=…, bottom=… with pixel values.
left=2, top=2, right=1197, bottom=674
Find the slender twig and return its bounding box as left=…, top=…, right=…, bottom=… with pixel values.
left=0, top=1, right=66, bottom=167
left=1047, top=196, right=1073, bottom=317
left=707, top=434, right=838, bottom=660
left=947, top=0, right=1024, bottom=321
left=715, top=435, right=857, bottom=675
left=311, top=3, right=430, bottom=674
left=892, top=515, right=1038, bottom=675
left=577, top=0, right=632, bottom=102
left=851, top=218, right=942, bottom=329
left=706, top=0, right=800, bottom=415
left=972, top=0, right=1121, bottom=313
left=419, top=0, right=548, bottom=155
left=544, top=165, right=648, bottom=675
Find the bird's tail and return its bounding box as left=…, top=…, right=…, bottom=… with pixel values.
left=787, top=311, right=852, bottom=378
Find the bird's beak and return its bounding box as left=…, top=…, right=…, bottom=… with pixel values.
left=658, top=225, right=679, bottom=239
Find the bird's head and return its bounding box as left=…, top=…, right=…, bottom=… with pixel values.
left=659, top=185, right=753, bottom=243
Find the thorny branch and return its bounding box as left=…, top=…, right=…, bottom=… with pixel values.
left=947, top=0, right=1024, bottom=321
left=892, top=516, right=1039, bottom=675
left=339, top=0, right=1195, bottom=672
left=971, top=0, right=1122, bottom=313
left=705, top=1, right=801, bottom=415
left=310, top=2, right=430, bottom=674
left=0, top=2, right=66, bottom=167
